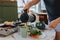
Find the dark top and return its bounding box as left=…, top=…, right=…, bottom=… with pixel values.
left=43, top=0, right=60, bottom=21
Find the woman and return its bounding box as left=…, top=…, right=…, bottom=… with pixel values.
left=23, top=0, right=60, bottom=40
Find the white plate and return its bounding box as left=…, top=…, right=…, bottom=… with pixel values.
left=0, top=23, right=5, bottom=26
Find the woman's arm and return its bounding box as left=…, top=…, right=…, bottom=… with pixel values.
left=49, top=17, right=60, bottom=28
left=23, top=0, right=40, bottom=11
left=56, top=17, right=60, bottom=23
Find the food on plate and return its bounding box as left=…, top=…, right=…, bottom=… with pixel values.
left=31, top=35, right=39, bottom=38
left=4, top=21, right=13, bottom=25
left=3, top=21, right=14, bottom=27
left=29, top=29, right=42, bottom=38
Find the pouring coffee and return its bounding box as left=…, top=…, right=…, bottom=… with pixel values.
left=20, top=10, right=36, bottom=23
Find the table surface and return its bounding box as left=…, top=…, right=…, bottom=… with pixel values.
left=0, top=29, right=56, bottom=40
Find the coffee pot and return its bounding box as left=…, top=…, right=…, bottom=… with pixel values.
left=20, top=10, right=36, bottom=23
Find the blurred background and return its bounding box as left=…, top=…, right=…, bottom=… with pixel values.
left=17, top=0, right=46, bottom=14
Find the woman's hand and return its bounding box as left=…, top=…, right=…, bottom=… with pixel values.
left=23, top=0, right=40, bottom=12
left=49, top=17, right=60, bottom=28
left=23, top=5, right=30, bottom=12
